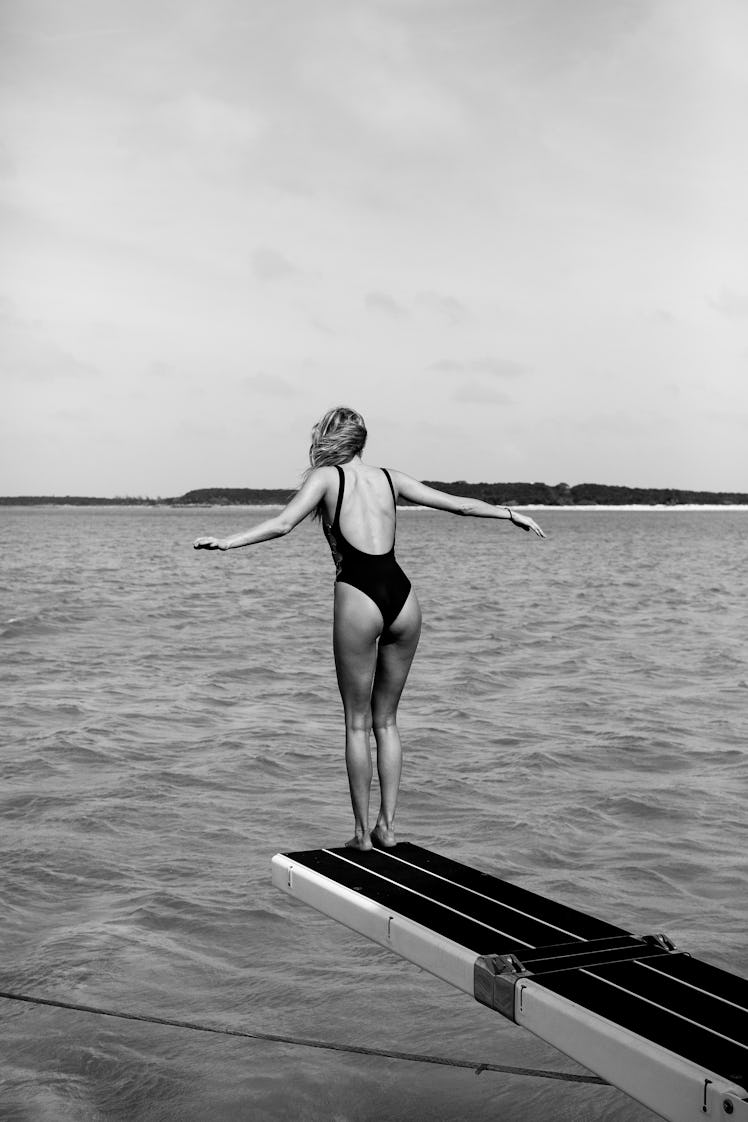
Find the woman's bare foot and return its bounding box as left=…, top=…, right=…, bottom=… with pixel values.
left=345, top=832, right=372, bottom=851
left=371, top=823, right=397, bottom=848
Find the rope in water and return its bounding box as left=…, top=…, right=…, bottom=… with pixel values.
left=0, top=989, right=608, bottom=1086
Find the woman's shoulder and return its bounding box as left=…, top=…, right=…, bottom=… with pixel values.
left=307, top=464, right=339, bottom=481
left=299, top=464, right=339, bottom=500
left=359, top=462, right=404, bottom=485
left=382, top=467, right=413, bottom=486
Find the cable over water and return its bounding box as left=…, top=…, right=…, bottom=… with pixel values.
left=0, top=989, right=608, bottom=1086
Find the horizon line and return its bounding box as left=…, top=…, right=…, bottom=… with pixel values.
left=2, top=478, right=748, bottom=504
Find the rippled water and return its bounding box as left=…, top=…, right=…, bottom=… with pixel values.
left=1, top=506, right=746, bottom=1121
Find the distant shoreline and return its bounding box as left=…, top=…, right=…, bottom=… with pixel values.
left=3, top=480, right=748, bottom=509
left=3, top=501, right=748, bottom=513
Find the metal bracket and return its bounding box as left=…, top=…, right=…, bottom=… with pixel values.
left=474, top=934, right=681, bottom=1021
left=474, top=954, right=530, bottom=1021
left=641, top=932, right=679, bottom=953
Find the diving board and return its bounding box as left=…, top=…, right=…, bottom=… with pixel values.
left=272, top=843, right=748, bottom=1122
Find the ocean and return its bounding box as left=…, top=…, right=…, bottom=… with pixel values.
left=1, top=505, right=746, bottom=1121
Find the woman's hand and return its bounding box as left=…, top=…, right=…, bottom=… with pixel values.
left=193, top=537, right=229, bottom=550
left=510, top=512, right=545, bottom=538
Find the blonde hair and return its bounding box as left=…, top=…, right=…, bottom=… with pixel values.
left=305, top=406, right=367, bottom=520
left=308, top=406, right=367, bottom=467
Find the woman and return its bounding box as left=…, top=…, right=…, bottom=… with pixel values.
left=194, top=406, right=544, bottom=851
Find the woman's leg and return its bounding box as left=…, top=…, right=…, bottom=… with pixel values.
left=333, top=583, right=383, bottom=849
left=371, top=589, right=421, bottom=847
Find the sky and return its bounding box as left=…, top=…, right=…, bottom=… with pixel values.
left=2, top=0, right=747, bottom=496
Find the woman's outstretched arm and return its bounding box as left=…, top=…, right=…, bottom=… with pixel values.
left=193, top=468, right=333, bottom=551
left=390, top=470, right=545, bottom=538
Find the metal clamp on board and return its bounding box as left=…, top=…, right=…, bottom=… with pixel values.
left=640, top=932, right=679, bottom=953
left=475, top=933, right=682, bottom=1021
left=473, top=953, right=530, bottom=1021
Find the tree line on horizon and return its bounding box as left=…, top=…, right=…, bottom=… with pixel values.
left=3, top=481, right=748, bottom=506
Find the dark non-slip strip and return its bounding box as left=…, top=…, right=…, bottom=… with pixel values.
left=323, top=849, right=593, bottom=949
left=621, top=958, right=748, bottom=1047
left=643, top=954, right=748, bottom=1014
left=373, top=844, right=627, bottom=941
left=598, top=958, right=748, bottom=1046
left=286, top=848, right=536, bottom=955
left=289, top=844, right=625, bottom=946
left=538, top=959, right=748, bottom=1087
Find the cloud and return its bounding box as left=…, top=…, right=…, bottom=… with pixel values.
left=251, top=247, right=301, bottom=283
left=415, top=290, right=467, bottom=324
left=708, top=287, right=748, bottom=320
left=311, top=318, right=337, bottom=336
left=0, top=319, right=99, bottom=382
left=52, top=406, right=91, bottom=422
left=648, top=308, right=676, bottom=325
left=148, top=360, right=178, bottom=380
left=302, top=7, right=467, bottom=146
left=344, top=68, right=465, bottom=143
left=429, top=357, right=528, bottom=378
left=365, top=291, right=408, bottom=318
left=241, top=372, right=295, bottom=397
left=152, top=92, right=265, bottom=151
left=428, top=354, right=526, bottom=407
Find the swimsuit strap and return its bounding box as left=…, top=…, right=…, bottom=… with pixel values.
left=332, top=465, right=345, bottom=530
left=382, top=468, right=396, bottom=512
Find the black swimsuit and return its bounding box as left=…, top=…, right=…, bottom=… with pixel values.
left=324, top=466, right=412, bottom=629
